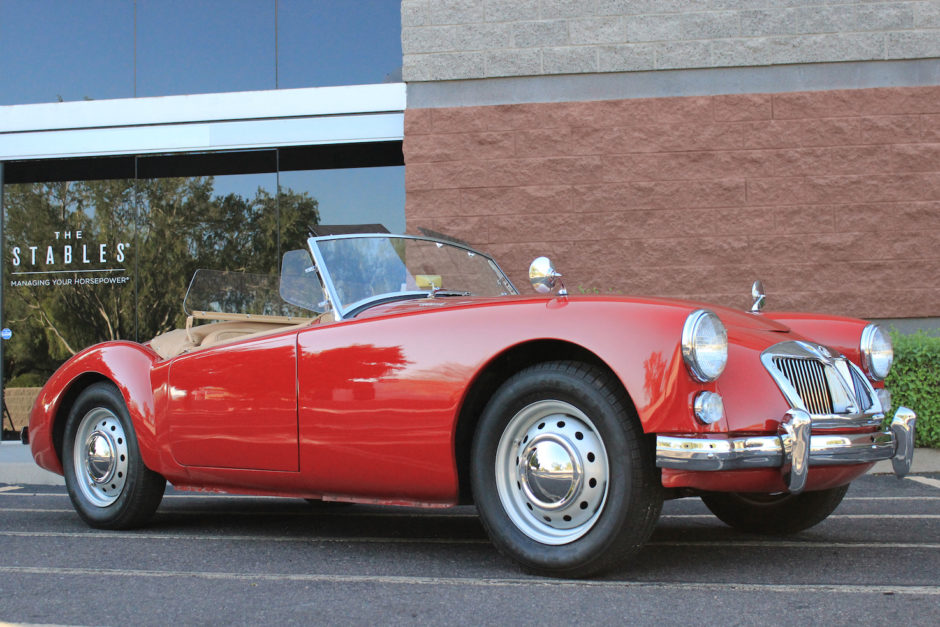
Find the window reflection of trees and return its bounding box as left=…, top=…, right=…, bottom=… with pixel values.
left=2, top=177, right=319, bottom=384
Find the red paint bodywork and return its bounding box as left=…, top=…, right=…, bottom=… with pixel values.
left=29, top=294, right=874, bottom=503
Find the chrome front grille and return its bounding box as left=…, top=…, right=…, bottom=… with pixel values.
left=761, top=340, right=883, bottom=429
left=772, top=357, right=833, bottom=415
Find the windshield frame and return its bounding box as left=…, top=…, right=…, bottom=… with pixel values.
left=307, top=233, right=518, bottom=320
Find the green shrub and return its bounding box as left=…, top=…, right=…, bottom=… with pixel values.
left=6, top=373, right=46, bottom=388
left=886, top=330, right=940, bottom=448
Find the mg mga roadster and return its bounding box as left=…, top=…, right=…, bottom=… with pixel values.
left=28, top=233, right=917, bottom=577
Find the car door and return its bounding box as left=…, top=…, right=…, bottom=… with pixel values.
left=166, top=332, right=299, bottom=472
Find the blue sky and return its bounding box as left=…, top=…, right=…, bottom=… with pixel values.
left=0, top=0, right=405, bottom=233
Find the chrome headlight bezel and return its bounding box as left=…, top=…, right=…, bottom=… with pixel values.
left=681, top=309, right=728, bottom=383
left=860, top=323, right=893, bottom=381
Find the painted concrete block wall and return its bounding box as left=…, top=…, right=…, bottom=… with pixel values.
left=402, top=1, right=940, bottom=81
left=404, top=86, right=940, bottom=318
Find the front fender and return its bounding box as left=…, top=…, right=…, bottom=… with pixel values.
left=29, top=341, right=161, bottom=476
left=763, top=312, right=869, bottom=367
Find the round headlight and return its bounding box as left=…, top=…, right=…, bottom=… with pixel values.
left=682, top=309, right=728, bottom=382
left=861, top=324, right=893, bottom=380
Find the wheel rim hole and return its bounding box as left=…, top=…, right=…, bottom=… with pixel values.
left=537, top=422, right=545, bottom=430
left=120, top=455, right=125, bottom=462
left=110, top=426, right=116, bottom=431
left=557, top=420, right=565, bottom=428
left=543, top=516, right=551, bottom=522
left=522, top=435, right=528, bottom=443
left=117, top=438, right=123, bottom=445
left=579, top=501, right=588, bottom=510
left=587, top=452, right=595, bottom=463
left=575, top=431, right=583, bottom=440
left=589, top=478, right=597, bottom=488
left=526, top=502, right=533, bottom=510
left=563, top=515, right=571, bottom=522
left=118, top=472, right=123, bottom=478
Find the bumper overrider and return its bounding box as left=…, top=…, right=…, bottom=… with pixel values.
left=656, top=407, right=917, bottom=493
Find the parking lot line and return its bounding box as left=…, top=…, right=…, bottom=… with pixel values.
left=0, top=565, right=937, bottom=595
left=1, top=529, right=938, bottom=550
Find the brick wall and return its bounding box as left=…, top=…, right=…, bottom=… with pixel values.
left=404, top=85, right=940, bottom=318
left=402, top=0, right=940, bottom=81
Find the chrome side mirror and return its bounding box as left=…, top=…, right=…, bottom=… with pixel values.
left=750, top=280, right=765, bottom=313
left=529, top=257, right=566, bottom=296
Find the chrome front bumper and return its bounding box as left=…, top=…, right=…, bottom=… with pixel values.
left=656, top=406, right=917, bottom=494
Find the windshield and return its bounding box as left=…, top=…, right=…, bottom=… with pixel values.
left=310, top=235, right=517, bottom=318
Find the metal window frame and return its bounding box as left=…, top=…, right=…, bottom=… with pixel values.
left=0, top=83, right=405, bottom=162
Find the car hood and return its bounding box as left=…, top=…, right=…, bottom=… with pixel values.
left=355, top=294, right=792, bottom=334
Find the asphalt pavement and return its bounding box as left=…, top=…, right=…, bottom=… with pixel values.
left=3, top=439, right=940, bottom=485
left=0, top=473, right=938, bottom=625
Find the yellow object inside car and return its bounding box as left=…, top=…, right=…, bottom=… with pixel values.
left=415, top=275, right=442, bottom=289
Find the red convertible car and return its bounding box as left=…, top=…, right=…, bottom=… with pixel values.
left=28, top=233, right=917, bottom=577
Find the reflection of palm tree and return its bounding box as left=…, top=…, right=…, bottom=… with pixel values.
left=643, top=351, right=667, bottom=406
left=3, top=177, right=320, bottom=383
left=308, top=344, right=411, bottom=395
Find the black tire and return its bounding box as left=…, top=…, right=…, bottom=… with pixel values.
left=701, top=485, right=849, bottom=534
left=62, top=382, right=166, bottom=529
left=470, top=361, right=662, bottom=578
left=303, top=498, right=354, bottom=508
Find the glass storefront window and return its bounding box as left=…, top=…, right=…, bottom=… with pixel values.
left=3, top=179, right=137, bottom=385
left=278, top=167, right=405, bottom=235
left=276, top=0, right=403, bottom=87
left=0, top=0, right=404, bottom=436
left=136, top=0, right=276, bottom=97
left=0, top=0, right=135, bottom=105
left=2, top=160, right=403, bottom=392
left=134, top=172, right=282, bottom=340
left=0, top=0, right=403, bottom=106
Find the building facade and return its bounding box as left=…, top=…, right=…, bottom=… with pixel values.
left=2, top=1, right=939, bottom=432
left=402, top=0, right=940, bottom=322
left=0, top=1, right=405, bottom=431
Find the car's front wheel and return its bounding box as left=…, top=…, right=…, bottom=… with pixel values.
left=470, top=361, right=662, bottom=577
left=63, top=382, right=166, bottom=529
left=701, top=485, right=849, bottom=534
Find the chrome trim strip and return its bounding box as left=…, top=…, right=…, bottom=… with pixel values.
left=656, top=407, right=917, bottom=484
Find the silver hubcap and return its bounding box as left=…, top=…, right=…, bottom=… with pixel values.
left=495, top=400, right=609, bottom=545
left=72, top=408, right=129, bottom=507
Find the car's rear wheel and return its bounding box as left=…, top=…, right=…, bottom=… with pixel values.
left=701, top=485, right=849, bottom=534
left=63, top=382, right=166, bottom=529
left=470, top=361, right=661, bottom=577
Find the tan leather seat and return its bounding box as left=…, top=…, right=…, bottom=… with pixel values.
left=149, top=329, right=196, bottom=360
left=148, top=312, right=334, bottom=360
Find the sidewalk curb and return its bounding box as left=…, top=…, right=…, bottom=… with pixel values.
left=3, top=441, right=938, bottom=488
